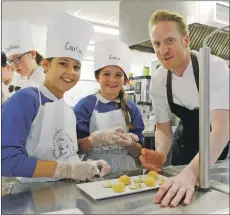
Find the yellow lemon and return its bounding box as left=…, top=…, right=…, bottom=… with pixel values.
left=148, top=171, right=159, bottom=180
left=119, top=175, right=131, bottom=185
left=144, top=177, right=156, bottom=187
left=112, top=182, right=126, bottom=193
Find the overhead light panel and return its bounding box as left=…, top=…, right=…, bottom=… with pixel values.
left=93, top=25, right=119, bottom=35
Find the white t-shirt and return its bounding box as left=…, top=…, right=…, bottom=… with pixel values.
left=150, top=50, right=230, bottom=123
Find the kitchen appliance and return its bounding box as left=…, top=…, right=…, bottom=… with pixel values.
left=132, top=76, right=151, bottom=104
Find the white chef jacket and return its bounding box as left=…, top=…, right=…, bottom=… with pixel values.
left=150, top=50, right=230, bottom=123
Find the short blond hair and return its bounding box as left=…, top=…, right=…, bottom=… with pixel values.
left=148, top=10, right=189, bottom=38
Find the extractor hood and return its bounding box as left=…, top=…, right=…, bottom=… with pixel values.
left=119, top=1, right=230, bottom=60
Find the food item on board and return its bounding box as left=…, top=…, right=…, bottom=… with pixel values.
left=144, top=176, right=156, bottom=187
left=134, top=175, right=144, bottom=183
left=148, top=170, right=159, bottom=180
left=112, top=181, right=126, bottom=193
left=129, top=182, right=143, bottom=190
left=159, top=177, right=165, bottom=185
left=103, top=180, right=113, bottom=188
left=119, top=175, right=131, bottom=185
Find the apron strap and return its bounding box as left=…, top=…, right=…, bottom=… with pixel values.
left=190, top=52, right=199, bottom=91
left=166, top=69, right=173, bottom=104
left=166, top=51, right=200, bottom=104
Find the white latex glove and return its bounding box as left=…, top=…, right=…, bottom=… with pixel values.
left=53, top=160, right=100, bottom=181
left=154, top=168, right=197, bottom=207
left=117, top=133, right=139, bottom=146
left=91, top=159, right=111, bottom=177
left=88, top=128, right=124, bottom=146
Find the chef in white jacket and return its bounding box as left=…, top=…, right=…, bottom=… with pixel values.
left=2, top=12, right=111, bottom=183
left=2, top=19, right=45, bottom=93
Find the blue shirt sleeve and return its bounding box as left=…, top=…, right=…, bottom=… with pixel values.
left=128, top=100, right=145, bottom=145
left=1, top=88, right=40, bottom=177
left=73, top=95, right=97, bottom=139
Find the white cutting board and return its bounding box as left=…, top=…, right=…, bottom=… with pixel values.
left=77, top=174, right=166, bottom=201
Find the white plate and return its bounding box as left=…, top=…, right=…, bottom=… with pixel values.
left=77, top=174, right=166, bottom=201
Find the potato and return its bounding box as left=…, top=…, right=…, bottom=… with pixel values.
left=144, top=176, right=156, bottom=187
left=119, top=175, right=131, bottom=185
left=112, top=182, right=126, bottom=193
left=148, top=171, right=159, bottom=180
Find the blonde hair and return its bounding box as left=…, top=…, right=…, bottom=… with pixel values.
left=148, top=10, right=189, bottom=38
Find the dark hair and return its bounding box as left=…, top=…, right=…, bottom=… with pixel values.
left=95, top=69, right=133, bottom=128
left=1, top=52, right=7, bottom=67
left=35, top=52, right=44, bottom=65
left=46, top=58, right=53, bottom=63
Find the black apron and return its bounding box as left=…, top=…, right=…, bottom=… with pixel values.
left=166, top=52, right=229, bottom=165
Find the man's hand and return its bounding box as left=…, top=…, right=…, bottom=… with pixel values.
left=154, top=168, right=198, bottom=207
left=139, top=148, right=166, bottom=172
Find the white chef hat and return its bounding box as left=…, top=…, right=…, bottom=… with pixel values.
left=94, top=38, right=132, bottom=78
left=45, top=12, right=94, bottom=63
left=2, top=19, right=35, bottom=57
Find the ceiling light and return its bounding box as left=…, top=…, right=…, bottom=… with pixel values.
left=93, top=25, right=119, bottom=35
left=89, top=40, right=95, bottom=45
left=71, top=12, right=119, bottom=35
left=87, top=45, right=95, bottom=51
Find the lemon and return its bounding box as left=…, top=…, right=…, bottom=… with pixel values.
left=119, top=175, right=131, bottom=185
left=144, top=176, right=156, bottom=187
left=148, top=171, right=159, bottom=180
left=112, top=182, right=126, bottom=193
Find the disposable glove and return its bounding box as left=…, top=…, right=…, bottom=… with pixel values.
left=117, top=133, right=139, bottom=146
left=53, top=160, right=100, bottom=181
left=91, top=159, right=111, bottom=177
left=88, top=128, right=124, bottom=146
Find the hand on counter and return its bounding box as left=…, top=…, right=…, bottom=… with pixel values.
left=139, top=148, right=166, bottom=172
left=154, top=168, right=197, bottom=207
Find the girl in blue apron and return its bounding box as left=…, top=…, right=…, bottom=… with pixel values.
left=2, top=12, right=110, bottom=183
left=74, top=38, right=145, bottom=173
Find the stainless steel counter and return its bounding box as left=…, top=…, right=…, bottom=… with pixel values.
left=1, top=169, right=229, bottom=214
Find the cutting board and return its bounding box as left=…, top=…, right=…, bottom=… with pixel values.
left=77, top=174, right=166, bottom=201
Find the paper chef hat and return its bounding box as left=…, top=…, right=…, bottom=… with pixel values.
left=45, top=12, right=94, bottom=63
left=2, top=19, right=35, bottom=57
left=94, top=38, right=132, bottom=78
